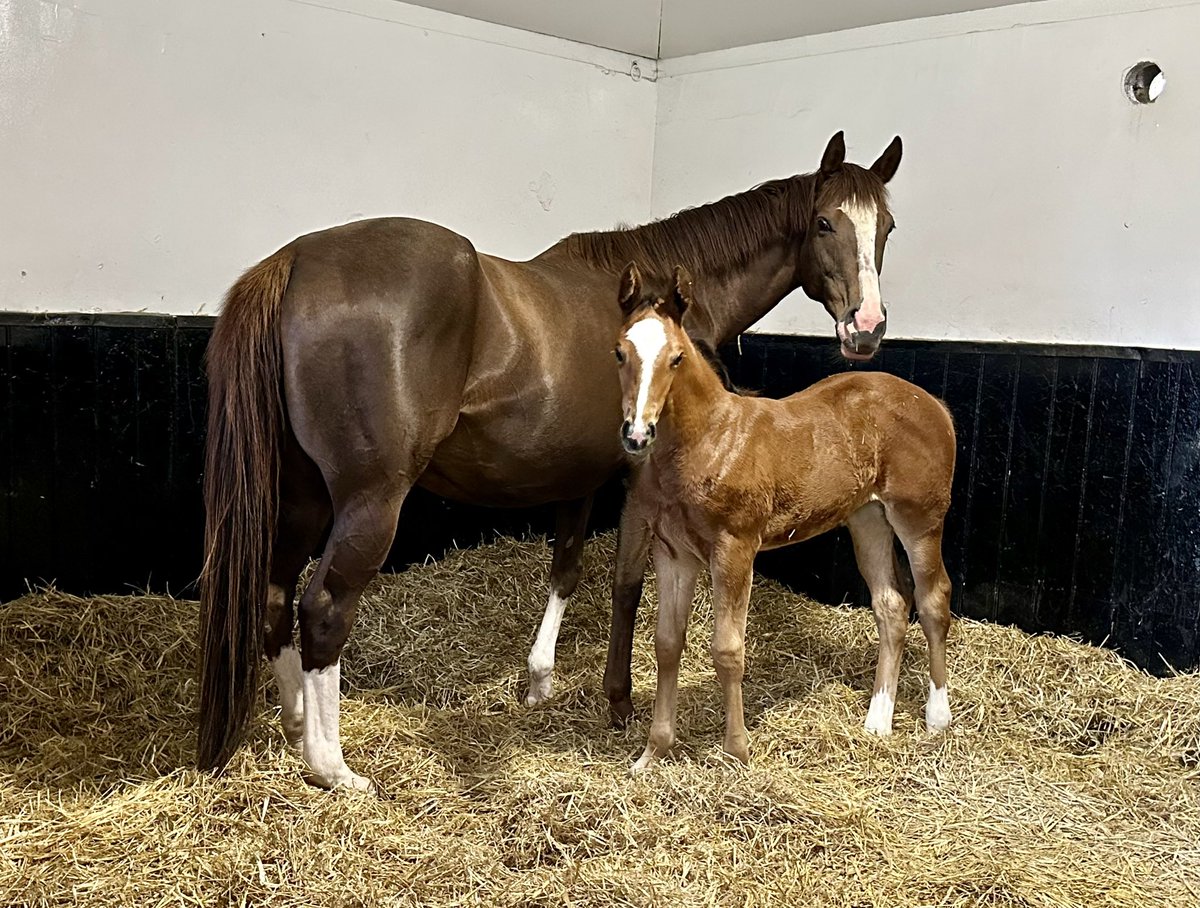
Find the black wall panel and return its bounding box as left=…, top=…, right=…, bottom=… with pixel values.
left=1, top=314, right=1197, bottom=674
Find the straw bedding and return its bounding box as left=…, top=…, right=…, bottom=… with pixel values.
left=2, top=531, right=1198, bottom=907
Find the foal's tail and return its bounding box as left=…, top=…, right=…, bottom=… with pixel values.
left=197, top=246, right=295, bottom=771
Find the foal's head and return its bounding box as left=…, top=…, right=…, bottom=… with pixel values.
left=797, top=132, right=903, bottom=361
left=613, top=263, right=696, bottom=455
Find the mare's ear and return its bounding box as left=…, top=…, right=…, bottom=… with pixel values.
left=820, top=131, right=846, bottom=177
left=664, top=265, right=693, bottom=323
left=870, top=136, right=903, bottom=184
left=618, top=262, right=642, bottom=316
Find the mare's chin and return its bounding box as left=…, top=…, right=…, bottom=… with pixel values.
left=839, top=343, right=876, bottom=363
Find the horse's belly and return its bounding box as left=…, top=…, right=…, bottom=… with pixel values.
left=420, top=417, right=624, bottom=507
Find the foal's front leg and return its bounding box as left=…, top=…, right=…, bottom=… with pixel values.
left=710, top=538, right=756, bottom=764
left=631, top=544, right=701, bottom=774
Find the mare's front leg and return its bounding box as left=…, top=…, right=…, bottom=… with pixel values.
left=710, top=536, right=757, bottom=764
left=603, top=484, right=654, bottom=726
left=526, top=494, right=594, bottom=705
left=631, top=542, right=701, bottom=774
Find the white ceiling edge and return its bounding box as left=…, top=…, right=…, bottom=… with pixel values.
left=314, top=0, right=656, bottom=70
left=658, top=0, right=1198, bottom=75
left=391, top=0, right=663, bottom=58
left=396, top=0, right=1196, bottom=61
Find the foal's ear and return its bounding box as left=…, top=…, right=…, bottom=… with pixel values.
left=618, top=262, right=643, bottom=316
left=668, top=265, right=694, bottom=322
left=820, top=131, right=846, bottom=177
left=870, top=136, right=903, bottom=184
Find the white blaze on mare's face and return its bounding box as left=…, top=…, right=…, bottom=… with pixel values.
left=837, top=199, right=884, bottom=331
left=625, top=316, right=668, bottom=436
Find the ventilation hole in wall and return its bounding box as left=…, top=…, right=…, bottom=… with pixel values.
left=1125, top=61, right=1165, bottom=104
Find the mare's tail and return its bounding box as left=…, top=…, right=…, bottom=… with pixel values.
left=197, top=246, right=295, bottom=770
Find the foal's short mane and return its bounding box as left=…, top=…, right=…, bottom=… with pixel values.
left=560, top=166, right=889, bottom=277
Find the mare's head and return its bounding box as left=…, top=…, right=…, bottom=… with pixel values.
left=613, top=262, right=695, bottom=455
left=797, top=132, right=903, bottom=361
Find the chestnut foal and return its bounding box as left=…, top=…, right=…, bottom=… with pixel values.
left=613, top=264, right=957, bottom=773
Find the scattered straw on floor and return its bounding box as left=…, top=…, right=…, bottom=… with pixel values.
left=2, top=532, right=1199, bottom=907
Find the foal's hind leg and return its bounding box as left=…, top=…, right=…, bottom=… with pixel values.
left=526, top=494, right=594, bottom=705
left=886, top=505, right=953, bottom=732
left=847, top=504, right=909, bottom=736
left=709, top=537, right=756, bottom=764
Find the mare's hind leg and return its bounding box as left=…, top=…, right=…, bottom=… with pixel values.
left=296, top=481, right=410, bottom=791
left=847, top=503, right=910, bottom=736
left=886, top=504, right=953, bottom=732
left=603, top=484, right=654, bottom=726
left=265, top=433, right=332, bottom=751
left=526, top=494, right=594, bottom=705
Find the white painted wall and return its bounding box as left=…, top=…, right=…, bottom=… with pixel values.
left=654, top=0, right=1200, bottom=349
left=0, top=0, right=654, bottom=315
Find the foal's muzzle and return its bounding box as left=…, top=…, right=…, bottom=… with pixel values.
left=621, top=419, right=655, bottom=454
left=840, top=305, right=888, bottom=359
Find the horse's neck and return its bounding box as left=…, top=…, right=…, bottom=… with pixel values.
left=657, top=354, right=733, bottom=457
left=689, top=240, right=799, bottom=346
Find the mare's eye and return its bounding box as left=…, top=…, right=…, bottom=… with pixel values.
left=615, top=348, right=625, bottom=364
left=888, top=222, right=897, bottom=235
left=817, top=217, right=834, bottom=234
left=670, top=353, right=684, bottom=368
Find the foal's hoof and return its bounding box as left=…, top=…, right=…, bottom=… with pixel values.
left=722, top=741, right=750, bottom=766
left=925, top=693, right=952, bottom=732
left=630, top=750, right=658, bottom=776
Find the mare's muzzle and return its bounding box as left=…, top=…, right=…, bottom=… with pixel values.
left=841, top=305, right=888, bottom=357
left=621, top=418, right=655, bottom=454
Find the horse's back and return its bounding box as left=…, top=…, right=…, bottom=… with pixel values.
left=794, top=371, right=953, bottom=437
left=787, top=371, right=956, bottom=499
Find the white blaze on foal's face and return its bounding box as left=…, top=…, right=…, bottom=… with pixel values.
left=620, top=315, right=669, bottom=442
left=837, top=198, right=884, bottom=332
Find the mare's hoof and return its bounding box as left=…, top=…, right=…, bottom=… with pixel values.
left=524, top=677, right=553, bottom=707
left=305, top=768, right=376, bottom=794
left=608, top=698, right=635, bottom=728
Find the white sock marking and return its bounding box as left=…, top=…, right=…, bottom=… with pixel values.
left=270, top=646, right=304, bottom=747
left=526, top=591, right=567, bottom=705
left=838, top=199, right=883, bottom=328
left=625, top=317, right=667, bottom=434
left=864, top=688, right=895, bottom=736
left=926, top=681, right=952, bottom=732
left=301, top=661, right=371, bottom=790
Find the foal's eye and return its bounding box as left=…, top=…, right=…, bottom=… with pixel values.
left=670, top=352, right=684, bottom=368
left=614, top=348, right=625, bottom=364
left=816, top=217, right=834, bottom=234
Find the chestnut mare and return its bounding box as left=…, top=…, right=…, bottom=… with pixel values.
left=612, top=265, right=956, bottom=773
left=198, top=132, right=904, bottom=789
